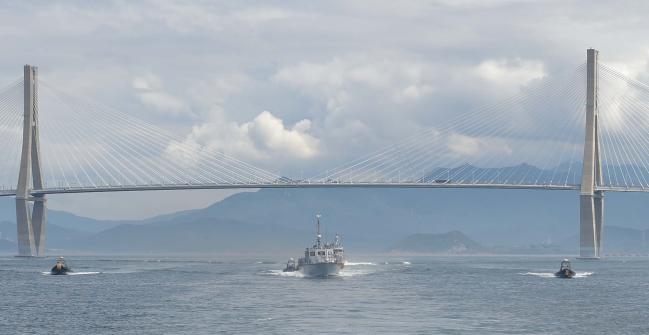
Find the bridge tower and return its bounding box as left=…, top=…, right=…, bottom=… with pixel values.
left=15, top=65, right=47, bottom=257
left=580, top=49, right=604, bottom=259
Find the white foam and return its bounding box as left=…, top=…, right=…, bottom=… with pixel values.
left=344, top=261, right=376, bottom=266
left=523, top=271, right=593, bottom=278
left=42, top=271, right=100, bottom=276
left=574, top=271, right=593, bottom=278
left=523, top=272, right=556, bottom=278
left=265, top=266, right=374, bottom=278
left=265, top=269, right=304, bottom=278
left=338, top=268, right=372, bottom=277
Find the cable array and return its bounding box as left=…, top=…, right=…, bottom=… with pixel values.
left=598, top=64, right=649, bottom=190
left=312, top=66, right=588, bottom=186
left=1, top=61, right=649, bottom=193
left=0, top=79, right=25, bottom=191
left=32, top=82, right=280, bottom=190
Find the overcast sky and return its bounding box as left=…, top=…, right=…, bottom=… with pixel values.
left=1, top=0, right=648, bottom=219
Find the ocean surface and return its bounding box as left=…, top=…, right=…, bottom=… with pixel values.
left=0, top=255, right=647, bottom=334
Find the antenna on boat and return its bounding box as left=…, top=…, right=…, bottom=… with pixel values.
left=316, top=214, right=322, bottom=248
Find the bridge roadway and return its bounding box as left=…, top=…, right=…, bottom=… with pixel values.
left=0, top=182, right=642, bottom=198
left=0, top=182, right=584, bottom=197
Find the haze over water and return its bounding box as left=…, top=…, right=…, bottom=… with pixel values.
left=1, top=255, right=647, bottom=334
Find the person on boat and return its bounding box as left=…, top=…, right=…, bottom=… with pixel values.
left=556, top=258, right=575, bottom=278
left=51, top=256, right=71, bottom=275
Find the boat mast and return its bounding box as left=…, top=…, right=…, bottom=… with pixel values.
left=316, top=214, right=321, bottom=248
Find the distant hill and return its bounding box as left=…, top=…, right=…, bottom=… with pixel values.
left=139, top=187, right=583, bottom=246
left=0, top=220, right=90, bottom=251
left=0, top=198, right=130, bottom=233
left=70, top=218, right=315, bottom=253
left=388, top=231, right=484, bottom=254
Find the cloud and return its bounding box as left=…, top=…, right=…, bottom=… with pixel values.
left=4, top=0, right=649, bottom=218
left=248, top=111, right=319, bottom=159
left=232, top=7, right=294, bottom=24
left=474, top=58, right=546, bottom=94
left=274, top=57, right=436, bottom=104
left=176, top=110, right=319, bottom=164
left=132, top=74, right=189, bottom=115
left=447, top=133, right=513, bottom=159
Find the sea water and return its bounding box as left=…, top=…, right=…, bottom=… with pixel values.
left=0, top=255, right=647, bottom=334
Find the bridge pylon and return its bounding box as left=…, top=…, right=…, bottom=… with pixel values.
left=579, top=49, right=604, bottom=259
left=15, top=65, right=47, bottom=257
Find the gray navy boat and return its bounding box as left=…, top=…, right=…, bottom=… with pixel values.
left=284, top=214, right=345, bottom=277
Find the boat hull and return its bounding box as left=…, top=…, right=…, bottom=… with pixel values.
left=50, top=268, right=70, bottom=275
left=555, top=269, right=576, bottom=278
left=300, top=262, right=344, bottom=277
left=50, top=265, right=71, bottom=275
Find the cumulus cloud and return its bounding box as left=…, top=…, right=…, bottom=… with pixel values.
left=175, top=110, right=319, bottom=164
left=248, top=111, right=319, bottom=159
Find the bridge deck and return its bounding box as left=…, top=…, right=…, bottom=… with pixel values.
left=1, top=183, right=646, bottom=197
left=0, top=182, right=587, bottom=197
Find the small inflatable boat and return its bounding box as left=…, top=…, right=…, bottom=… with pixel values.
left=555, top=259, right=576, bottom=278
left=50, top=257, right=72, bottom=275
left=283, top=258, right=298, bottom=272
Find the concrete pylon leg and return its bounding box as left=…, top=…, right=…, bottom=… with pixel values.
left=15, top=199, right=35, bottom=256
left=32, top=197, right=47, bottom=255
left=594, top=191, right=604, bottom=256
left=579, top=195, right=597, bottom=258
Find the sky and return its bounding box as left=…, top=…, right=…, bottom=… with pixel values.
left=1, top=0, right=649, bottom=219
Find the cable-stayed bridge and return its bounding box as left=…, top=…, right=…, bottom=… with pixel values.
left=1, top=49, right=647, bottom=258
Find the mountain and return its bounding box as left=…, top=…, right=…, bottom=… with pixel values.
left=388, top=231, right=484, bottom=254
left=141, top=187, right=581, bottom=246
left=0, top=198, right=130, bottom=233
left=0, top=221, right=90, bottom=250
left=70, top=218, right=314, bottom=253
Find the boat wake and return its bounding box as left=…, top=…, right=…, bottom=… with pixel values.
left=42, top=271, right=100, bottom=276
left=265, top=270, right=304, bottom=278
left=265, top=260, right=378, bottom=278
left=345, top=262, right=376, bottom=266
left=523, top=271, right=593, bottom=278
left=338, top=267, right=374, bottom=277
